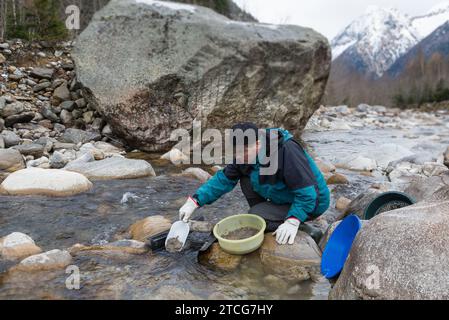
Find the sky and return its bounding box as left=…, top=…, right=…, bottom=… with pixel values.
left=233, top=0, right=445, bottom=39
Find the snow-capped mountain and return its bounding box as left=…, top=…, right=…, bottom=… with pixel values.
left=387, top=21, right=449, bottom=77
left=331, top=6, right=420, bottom=78
left=412, top=1, right=449, bottom=39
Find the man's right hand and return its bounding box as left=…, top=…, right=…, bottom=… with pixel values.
left=179, top=197, right=200, bottom=222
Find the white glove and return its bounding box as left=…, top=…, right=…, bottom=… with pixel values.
left=179, top=197, right=199, bottom=223
left=273, top=218, right=300, bottom=245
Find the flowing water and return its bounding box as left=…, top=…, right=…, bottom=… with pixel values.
left=1, top=117, right=448, bottom=300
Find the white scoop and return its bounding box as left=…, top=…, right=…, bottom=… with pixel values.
left=165, top=221, right=190, bottom=252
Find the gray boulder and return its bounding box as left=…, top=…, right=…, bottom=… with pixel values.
left=1, top=131, right=21, bottom=147
left=73, top=0, right=331, bottom=151
left=64, top=156, right=156, bottom=180
left=12, top=144, right=45, bottom=158
left=404, top=171, right=449, bottom=202
left=0, top=102, right=24, bottom=118
left=30, top=68, right=54, bottom=80
left=4, top=112, right=35, bottom=127
left=330, top=189, right=449, bottom=300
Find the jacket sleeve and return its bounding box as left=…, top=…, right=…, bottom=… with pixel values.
left=287, top=186, right=319, bottom=222
left=282, top=141, right=319, bottom=222
left=193, top=164, right=241, bottom=207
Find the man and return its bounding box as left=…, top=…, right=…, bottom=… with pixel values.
left=179, top=123, right=330, bottom=245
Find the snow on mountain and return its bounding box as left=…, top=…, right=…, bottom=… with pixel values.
left=331, top=6, right=420, bottom=78
left=412, top=1, right=449, bottom=39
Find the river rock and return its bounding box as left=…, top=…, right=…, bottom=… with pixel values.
left=0, top=149, right=25, bottom=173
left=0, top=232, right=42, bottom=260
left=422, top=162, right=448, bottom=177
left=14, top=249, right=72, bottom=272
left=73, top=0, right=330, bottom=152
left=41, top=105, right=59, bottom=122
left=53, top=82, right=71, bottom=102
left=4, top=112, right=35, bottom=127
left=388, top=152, right=439, bottom=168
left=404, top=172, right=449, bottom=202
left=128, top=215, right=172, bottom=242
left=49, top=151, right=69, bottom=169
left=327, top=173, right=349, bottom=185
left=69, top=240, right=148, bottom=256
left=0, top=168, right=93, bottom=196
left=12, top=143, right=45, bottom=158
left=27, top=156, right=50, bottom=168
left=181, top=167, right=211, bottom=183
left=60, top=128, right=101, bottom=144
left=60, top=109, right=73, bottom=124
left=337, top=155, right=377, bottom=172
left=33, top=81, right=51, bottom=92
left=259, top=232, right=321, bottom=282
left=0, top=101, right=25, bottom=118
left=336, top=197, right=351, bottom=213
left=330, top=192, right=449, bottom=300
left=161, top=148, right=189, bottom=165
left=92, top=141, right=125, bottom=157
left=388, top=162, right=423, bottom=185
left=198, top=243, right=242, bottom=272
left=1, top=131, right=20, bottom=147
left=64, top=156, right=156, bottom=180
left=30, top=68, right=54, bottom=80
left=0, top=136, right=4, bottom=149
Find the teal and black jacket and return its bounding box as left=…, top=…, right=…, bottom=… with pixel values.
left=192, top=128, right=330, bottom=222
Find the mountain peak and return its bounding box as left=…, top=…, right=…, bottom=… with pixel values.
left=412, top=2, right=449, bottom=38
left=331, top=6, right=419, bottom=77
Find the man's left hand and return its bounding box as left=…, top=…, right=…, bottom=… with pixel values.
left=273, top=218, right=300, bottom=245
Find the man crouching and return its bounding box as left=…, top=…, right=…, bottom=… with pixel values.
left=179, top=123, right=330, bottom=245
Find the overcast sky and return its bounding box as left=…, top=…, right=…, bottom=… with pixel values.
left=234, top=0, right=445, bottom=39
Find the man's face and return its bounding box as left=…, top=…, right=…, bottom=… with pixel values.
left=234, top=142, right=259, bottom=164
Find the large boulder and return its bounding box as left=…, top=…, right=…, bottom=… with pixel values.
left=329, top=190, right=449, bottom=300
left=0, top=168, right=93, bottom=197
left=64, top=156, right=156, bottom=180
left=259, top=232, right=321, bottom=282
left=73, top=0, right=331, bottom=152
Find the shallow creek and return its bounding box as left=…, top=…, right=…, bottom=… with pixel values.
left=1, top=121, right=448, bottom=300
